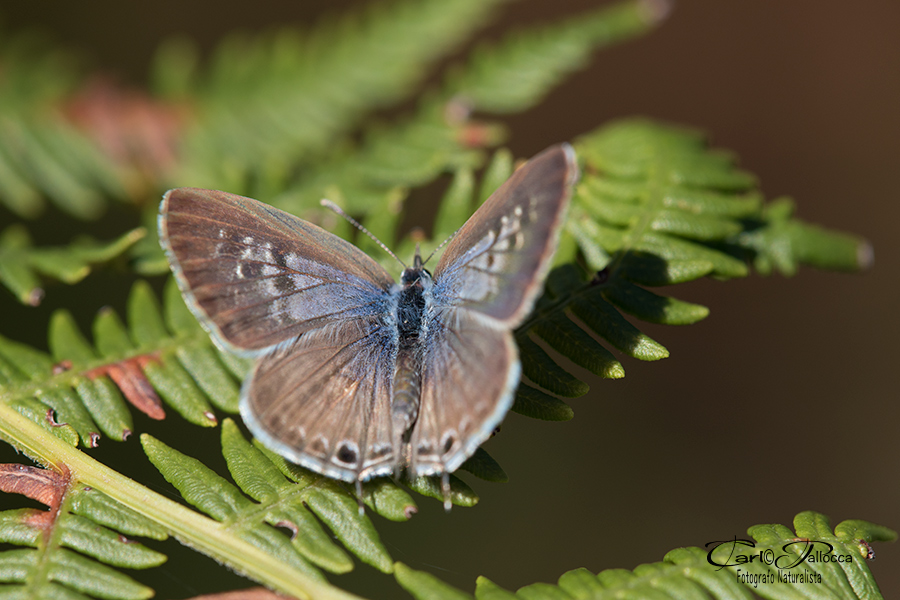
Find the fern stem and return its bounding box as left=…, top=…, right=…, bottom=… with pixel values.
left=0, top=402, right=368, bottom=600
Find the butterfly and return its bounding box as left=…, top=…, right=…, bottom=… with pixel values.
left=159, top=144, right=578, bottom=506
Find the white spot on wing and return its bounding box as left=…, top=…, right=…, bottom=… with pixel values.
left=284, top=253, right=303, bottom=270
left=513, top=231, right=524, bottom=249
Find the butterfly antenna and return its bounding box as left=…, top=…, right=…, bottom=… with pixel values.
left=320, top=199, right=408, bottom=268
left=423, top=229, right=459, bottom=266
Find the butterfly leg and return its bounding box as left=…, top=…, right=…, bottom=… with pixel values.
left=441, top=472, right=451, bottom=512
left=355, top=479, right=365, bottom=516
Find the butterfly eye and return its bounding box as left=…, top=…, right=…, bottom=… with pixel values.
left=336, top=442, right=359, bottom=465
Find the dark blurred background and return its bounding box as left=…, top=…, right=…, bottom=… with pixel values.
left=1, top=0, right=898, bottom=598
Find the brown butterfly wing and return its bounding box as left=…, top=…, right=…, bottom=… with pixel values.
left=240, top=316, right=398, bottom=482
left=432, top=144, right=579, bottom=327
left=160, top=188, right=395, bottom=355
left=409, top=307, right=518, bottom=478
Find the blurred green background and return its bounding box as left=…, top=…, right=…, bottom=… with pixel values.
left=1, top=0, right=898, bottom=598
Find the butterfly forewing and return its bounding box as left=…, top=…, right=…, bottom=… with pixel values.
left=160, top=188, right=395, bottom=354
left=433, top=144, right=578, bottom=326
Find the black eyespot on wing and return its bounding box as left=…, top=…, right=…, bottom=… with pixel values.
left=442, top=433, right=455, bottom=454
left=336, top=442, right=358, bottom=465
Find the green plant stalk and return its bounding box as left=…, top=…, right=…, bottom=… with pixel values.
left=0, top=402, right=366, bottom=600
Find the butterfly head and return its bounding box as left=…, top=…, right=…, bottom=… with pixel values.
left=400, top=264, right=432, bottom=288
left=400, top=246, right=432, bottom=287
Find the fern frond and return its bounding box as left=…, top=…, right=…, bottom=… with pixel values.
left=0, top=463, right=166, bottom=600
left=501, top=118, right=872, bottom=416
left=0, top=278, right=239, bottom=447
left=271, top=99, right=486, bottom=223
left=171, top=0, right=666, bottom=196
left=0, top=30, right=132, bottom=219
left=0, top=225, right=144, bottom=306
left=445, top=0, right=670, bottom=113
left=0, top=0, right=664, bottom=221
left=571, top=119, right=760, bottom=276
left=142, top=420, right=394, bottom=577
left=0, top=403, right=368, bottom=600
left=737, top=197, right=874, bottom=276
left=160, top=0, right=505, bottom=192
left=396, top=511, right=896, bottom=600
left=571, top=119, right=868, bottom=278
left=0, top=0, right=503, bottom=217
left=0, top=113, right=874, bottom=510
left=272, top=0, right=667, bottom=243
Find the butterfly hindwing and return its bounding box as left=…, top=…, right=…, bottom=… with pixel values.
left=240, top=315, right=398, bottom=482
left=160, top=188, right=394, bottom=355
left=410, top=307, right=518, bottom=477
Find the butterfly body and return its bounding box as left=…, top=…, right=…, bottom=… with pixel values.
left=159, top=144, right=578, bottom=489
left=390, top=262, right=431, bottom=471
